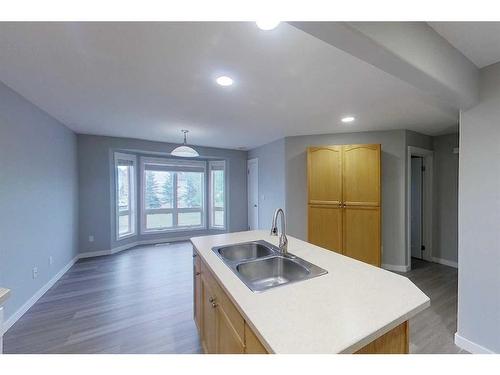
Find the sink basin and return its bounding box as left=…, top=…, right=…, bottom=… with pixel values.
left=212, top=240, right=328, bottom=292
left=215, top=241, right=275, bottom=262
left=236, top=256, right=310, bottom=291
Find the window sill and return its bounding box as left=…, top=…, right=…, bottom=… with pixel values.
left=141, top=225, right=207, bottom=235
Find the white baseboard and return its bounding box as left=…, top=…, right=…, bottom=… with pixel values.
left=3, top=255, right=79, bottom=333
left=455, top=332, right=495, bottom=354
left=79, top=236, right=192, bottom=259
left=382, top=263, right=410, bottom=272
left=431, top=257, right=458, bottom=269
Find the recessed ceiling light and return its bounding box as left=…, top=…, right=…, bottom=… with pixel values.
left=256, top=20, right=281, bottom=31
left=216, top=75, right=234, bottom=87
left=341, top=116, right=355, bottom=123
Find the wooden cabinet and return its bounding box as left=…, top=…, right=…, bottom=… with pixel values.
left=201, top=272, right=217, bottom=353
left=355, top=321, right=408, bottom=354
left=307, top=146, right=342, bottom=205
left=308, top=144, right=381, bottom=266
left=195, top=252, right=262, bottom=354
left=216, top=306, right=245, bottom=353
left=308, top=205, right=343, bottom=253
left=193, top=253, right=202, bottom=332
left=343, top=206, right=381, bottom=266
left=193, top=248, right=407, bottom=354
left=342, top=145, right=381, bottom=206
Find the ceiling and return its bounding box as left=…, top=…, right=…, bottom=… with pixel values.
left=0, top=22, right=458, bottom=149
left=429, top=22, right=500, bottom=69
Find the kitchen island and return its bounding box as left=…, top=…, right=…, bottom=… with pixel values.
left=191, top=230, right=429, bottom=354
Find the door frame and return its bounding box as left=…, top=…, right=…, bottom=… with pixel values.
left=247, top=158, right=258, bottom=230
left=406, top=146, right=434, bottom=269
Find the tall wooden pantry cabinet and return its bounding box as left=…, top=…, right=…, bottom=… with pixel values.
left=307, top=144, right=381, bottom=266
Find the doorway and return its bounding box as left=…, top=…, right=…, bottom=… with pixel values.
left=406, top=146, right=434, bottom=269
left=411, top=156, right=424, bottom=260
left=247, top=158, right=259, bottom=230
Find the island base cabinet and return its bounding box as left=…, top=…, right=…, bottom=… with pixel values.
left=355, top=321, right=409, bottom=354
left=193, top=248, right=408, bottom=354
left=201, top=274, right=217, bottom=354
left=197, top=254, right=254, bottom=354
left=193, top=253, right=201, bottom=332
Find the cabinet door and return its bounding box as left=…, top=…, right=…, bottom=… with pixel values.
left=201, top=275, right=217, bottom=354
left=343, top=207, right=381, bottom=266
left=307, top=146, right=342, bottom=205
left=342, top=145, right=380, bottom=206
left=308, top=205, right=342, bottom=253
left=193, top=254, right=201, bottom=332
left=245, top=323, right=268, bottom=354
left=216, top=306, right=245, bottom=354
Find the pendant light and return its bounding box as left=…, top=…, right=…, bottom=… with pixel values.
left=171, top=130, right=199, bottom=158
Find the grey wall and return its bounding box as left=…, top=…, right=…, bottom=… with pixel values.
left=457, top=63, right=500, bottom=353
left=406, top=129, right=433, bottom=150
left=78, top=135, right=248, bottom=254
left=285, top=130, right=408, bottom=268
left=433, top=133, right=459, bottom=264
left=248, top=139, right=286, bottom=229
left=0, top=82, right=78, bottom=321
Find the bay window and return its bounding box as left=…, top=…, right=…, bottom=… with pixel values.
left=141, top=157, right=206, bottom=232
left=114, top=152, right=137, bottom=239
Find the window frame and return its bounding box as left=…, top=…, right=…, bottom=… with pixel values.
left=209, top=160, right=226, bottom=230
left=114, top=152, right=137, bottom=240
left=140, top=157, right=207, bottom=234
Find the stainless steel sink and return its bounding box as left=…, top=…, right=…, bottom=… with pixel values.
left=212, top=240, right=327, bottom=292
left=215, top=241, right=274, bottom=262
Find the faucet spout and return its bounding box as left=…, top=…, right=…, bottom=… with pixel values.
left=270, top=208, right=288, bottom=254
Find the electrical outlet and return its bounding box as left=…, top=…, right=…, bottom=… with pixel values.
left=89, top=235, right=94, bottom=242
left=49, top=256, right=53, bottom=265
left=32, top=267, right=38, bottom=279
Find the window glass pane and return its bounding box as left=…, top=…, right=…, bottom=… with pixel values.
left=119, top=214, right=130, bottom=234
left=214, top=210, right=224, bottom=227
left=177, top=172, right=203, bottom=208
left=118, top=164, right=131, bottom=235
left=145, top=170, right=173, bottom=209
left=212, top=170, right=224, bottom=208
left=146, top=213, right=173, bottom=229
left=178, top=211, right=202, bottom=226
left=117, top=165, right=130, bottom=212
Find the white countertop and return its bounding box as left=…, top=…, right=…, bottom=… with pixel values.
left=0, top=288, right=10, bottom=306
left=191, top=230, right=430, bottom=354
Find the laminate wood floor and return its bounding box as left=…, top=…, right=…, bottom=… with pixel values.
left=402, top=258, right=467, bottom=354
left=4, top=242, right=203, bottom=354
left=4, top=244, right=464, bottom=354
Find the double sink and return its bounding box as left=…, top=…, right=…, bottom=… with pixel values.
left=212, top=240, right=327, bottom=292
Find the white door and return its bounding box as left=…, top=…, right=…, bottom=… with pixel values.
left=411, top=157, right=423, bottom=259
left=247, top=159, right=259, bottom=230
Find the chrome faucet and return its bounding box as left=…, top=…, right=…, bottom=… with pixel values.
left=270, top=208, right=288, bottom=254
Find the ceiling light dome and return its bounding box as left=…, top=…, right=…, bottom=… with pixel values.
left=216, top=75, right=234, bottom=86
left=341, top=116, right=355, bottom=123
left=256, top=20, right=281, bottom=31
left=171, top=130, right=199, bottom=158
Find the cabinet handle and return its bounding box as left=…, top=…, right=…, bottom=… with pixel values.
left=192, top=254, right=197, bottom=258
left=195, top=271, right=201, bottom=276
left=211, top=302, right=218, bottom=308
left=209, top=296, right=215, bottom=303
